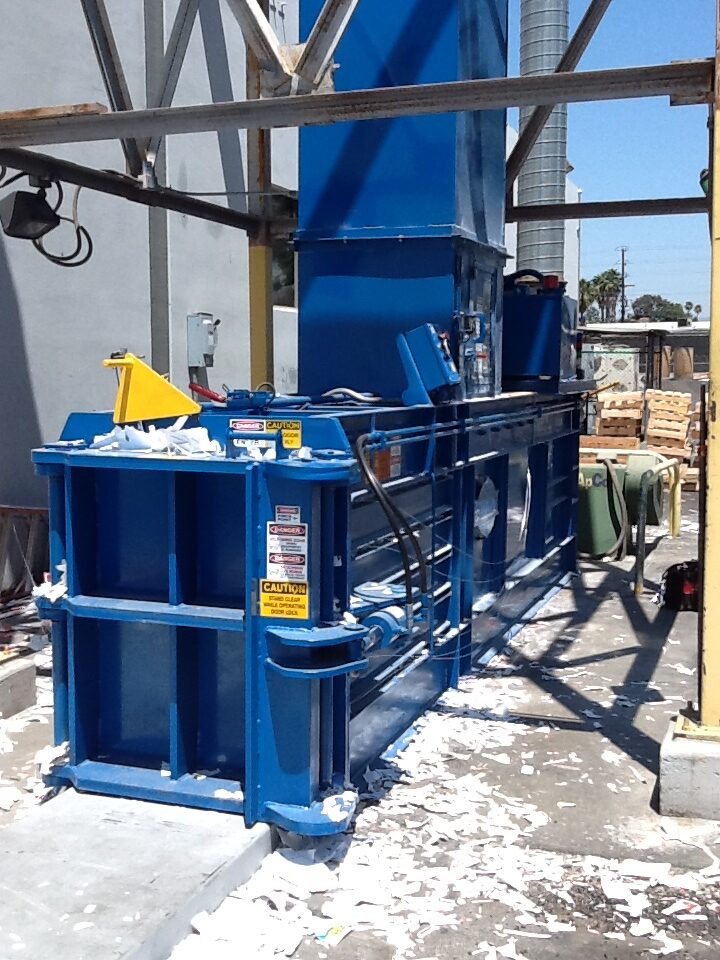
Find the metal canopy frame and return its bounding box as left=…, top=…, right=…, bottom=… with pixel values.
left=294, top=0, right=362, bottom=91
left=0, top=3, right=711, bottom=235
left=224, top=0, right=294, bottom=86
left=507, top=197, right=709, bottom=223
left=146, top=0, right=200, bottom=159
left=0, top=146, right=267, bottom=237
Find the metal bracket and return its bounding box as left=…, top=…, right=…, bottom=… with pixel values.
left=674, top=709, right=720, bottom=743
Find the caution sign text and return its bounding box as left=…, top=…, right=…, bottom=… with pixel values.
left=260, top=580, right=309, bottom=620
left=267, top=419, right=302, bottom=450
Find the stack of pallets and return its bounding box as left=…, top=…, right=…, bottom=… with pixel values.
left=645, top=390, right=692, bottom=459
left=683, top=403, right=703, bottom=491
left=645, top=391, right=693, bottom=489
left=595, top=391, right=644, bottom=441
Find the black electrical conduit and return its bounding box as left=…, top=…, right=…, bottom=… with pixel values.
left=355, top=434, right=430, bottom=607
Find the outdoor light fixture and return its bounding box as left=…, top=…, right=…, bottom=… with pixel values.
left=0, top=188, right=61, bottom=240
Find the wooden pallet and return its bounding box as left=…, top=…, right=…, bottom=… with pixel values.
left=646, top=424, right=689, bottom=442
left=646, top=389, right=693, bottom=403
left=580, top=435, right=640, bottom=450
left=580, top=453, right=633, bottom=466
left=597, top=392, right=644, bottom=410
left=647, top=444, right=692, bottom=461
left=683, top=467, right=700, bottom=491
left=598, top=407, right=643, bottom=420
left=598, top=420, right=640, bottom=439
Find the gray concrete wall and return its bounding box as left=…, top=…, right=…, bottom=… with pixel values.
left=0, top=0, right=300, bottom=508
left=0, top=2, right=151, bottom=506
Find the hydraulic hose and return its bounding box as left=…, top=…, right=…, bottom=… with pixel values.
left=355, top=435, right=429, bottom=604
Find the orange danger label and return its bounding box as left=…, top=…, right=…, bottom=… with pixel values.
left=260, top=580, right=309, bottom=620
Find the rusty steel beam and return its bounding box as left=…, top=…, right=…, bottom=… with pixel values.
left=507, top=196, right=709, bottom=222
left=0, top=147, right=266, bottom=236
left=0, top=61, right=712, bottom=148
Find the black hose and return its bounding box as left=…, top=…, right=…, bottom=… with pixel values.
left=359, top=437, right=429, bottom=594
left=356, top=434, right=430, bottom=601
left=356, top=435, right=414, bottom=605
left=382, top=490, right=430, bottom=595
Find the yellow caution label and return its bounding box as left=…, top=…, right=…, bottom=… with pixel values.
left=267, top=419, right=302, bottom=450
left=260, top=580, right=309, bottom=619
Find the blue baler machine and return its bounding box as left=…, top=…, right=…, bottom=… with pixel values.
left=32, top=0, right=585, bottom=835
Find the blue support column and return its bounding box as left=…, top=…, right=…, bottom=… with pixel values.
left=170, top=627, right=199, bottom=779
left=68, top=618, right=98, bottom=766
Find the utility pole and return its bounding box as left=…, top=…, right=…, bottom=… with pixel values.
left=620, top=245, right=628, bottom=321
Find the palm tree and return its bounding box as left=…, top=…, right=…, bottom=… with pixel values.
left=579, top=278, right=598, bottom=320
left=594, top=269, right=622, bottom=322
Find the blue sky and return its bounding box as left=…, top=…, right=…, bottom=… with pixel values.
left=507, top=0, right=714, bottom=315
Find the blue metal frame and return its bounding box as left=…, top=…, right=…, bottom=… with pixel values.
left=34, top=393, right=581, bottom=835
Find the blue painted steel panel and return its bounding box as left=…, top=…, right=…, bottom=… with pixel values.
left=298, top=0, right=508, bottom=244
left=96, top=620, right=173, bottom=765
left=297, top=0, right=509, bottom=400
left=503, top=287, right=579, bottom=387
left=298, top=238, right=455, bottom=399
left=196, top=630, right=245, bottom=776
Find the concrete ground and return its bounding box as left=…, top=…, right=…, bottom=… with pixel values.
left=0, top=791, right=271, bottom=960
left=174, top=495, right=719, bottom=960
left=0, top=647, right=52, bottom=826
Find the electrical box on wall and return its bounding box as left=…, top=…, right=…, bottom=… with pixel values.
left=187, top=313, right=219, bottom=368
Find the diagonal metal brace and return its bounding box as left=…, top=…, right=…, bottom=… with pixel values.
left=79, top=0, right=146, bottom=177
left=146, top=0, right=200, bottom=159
left=224, top=0, right=293, bottom=87
left=294, top=0, right=361, bottom=92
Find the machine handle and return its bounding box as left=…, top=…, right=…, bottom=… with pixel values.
left=265, top=656, right=369, bottom=679
left=189, top=382, right=226, bottom=403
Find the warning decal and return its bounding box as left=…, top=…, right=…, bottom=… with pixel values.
left=373, top=444, right=402, bottom=482
left=275, top=504, right=301, bottom=523
left=229, top=420, right=264, bottom=432
left=267, top=420, right=302, bottom=450
left=228, top=419, right=302, bottom=451
left=266, top=522, right=308, bottom=581
left=260, top=580, right=309, bottom=619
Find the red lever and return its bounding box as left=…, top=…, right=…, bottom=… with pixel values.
left=189, top=383, right=226, bottom=404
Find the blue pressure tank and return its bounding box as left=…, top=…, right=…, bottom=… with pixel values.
left=297, top=0, right=509, bottom=401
